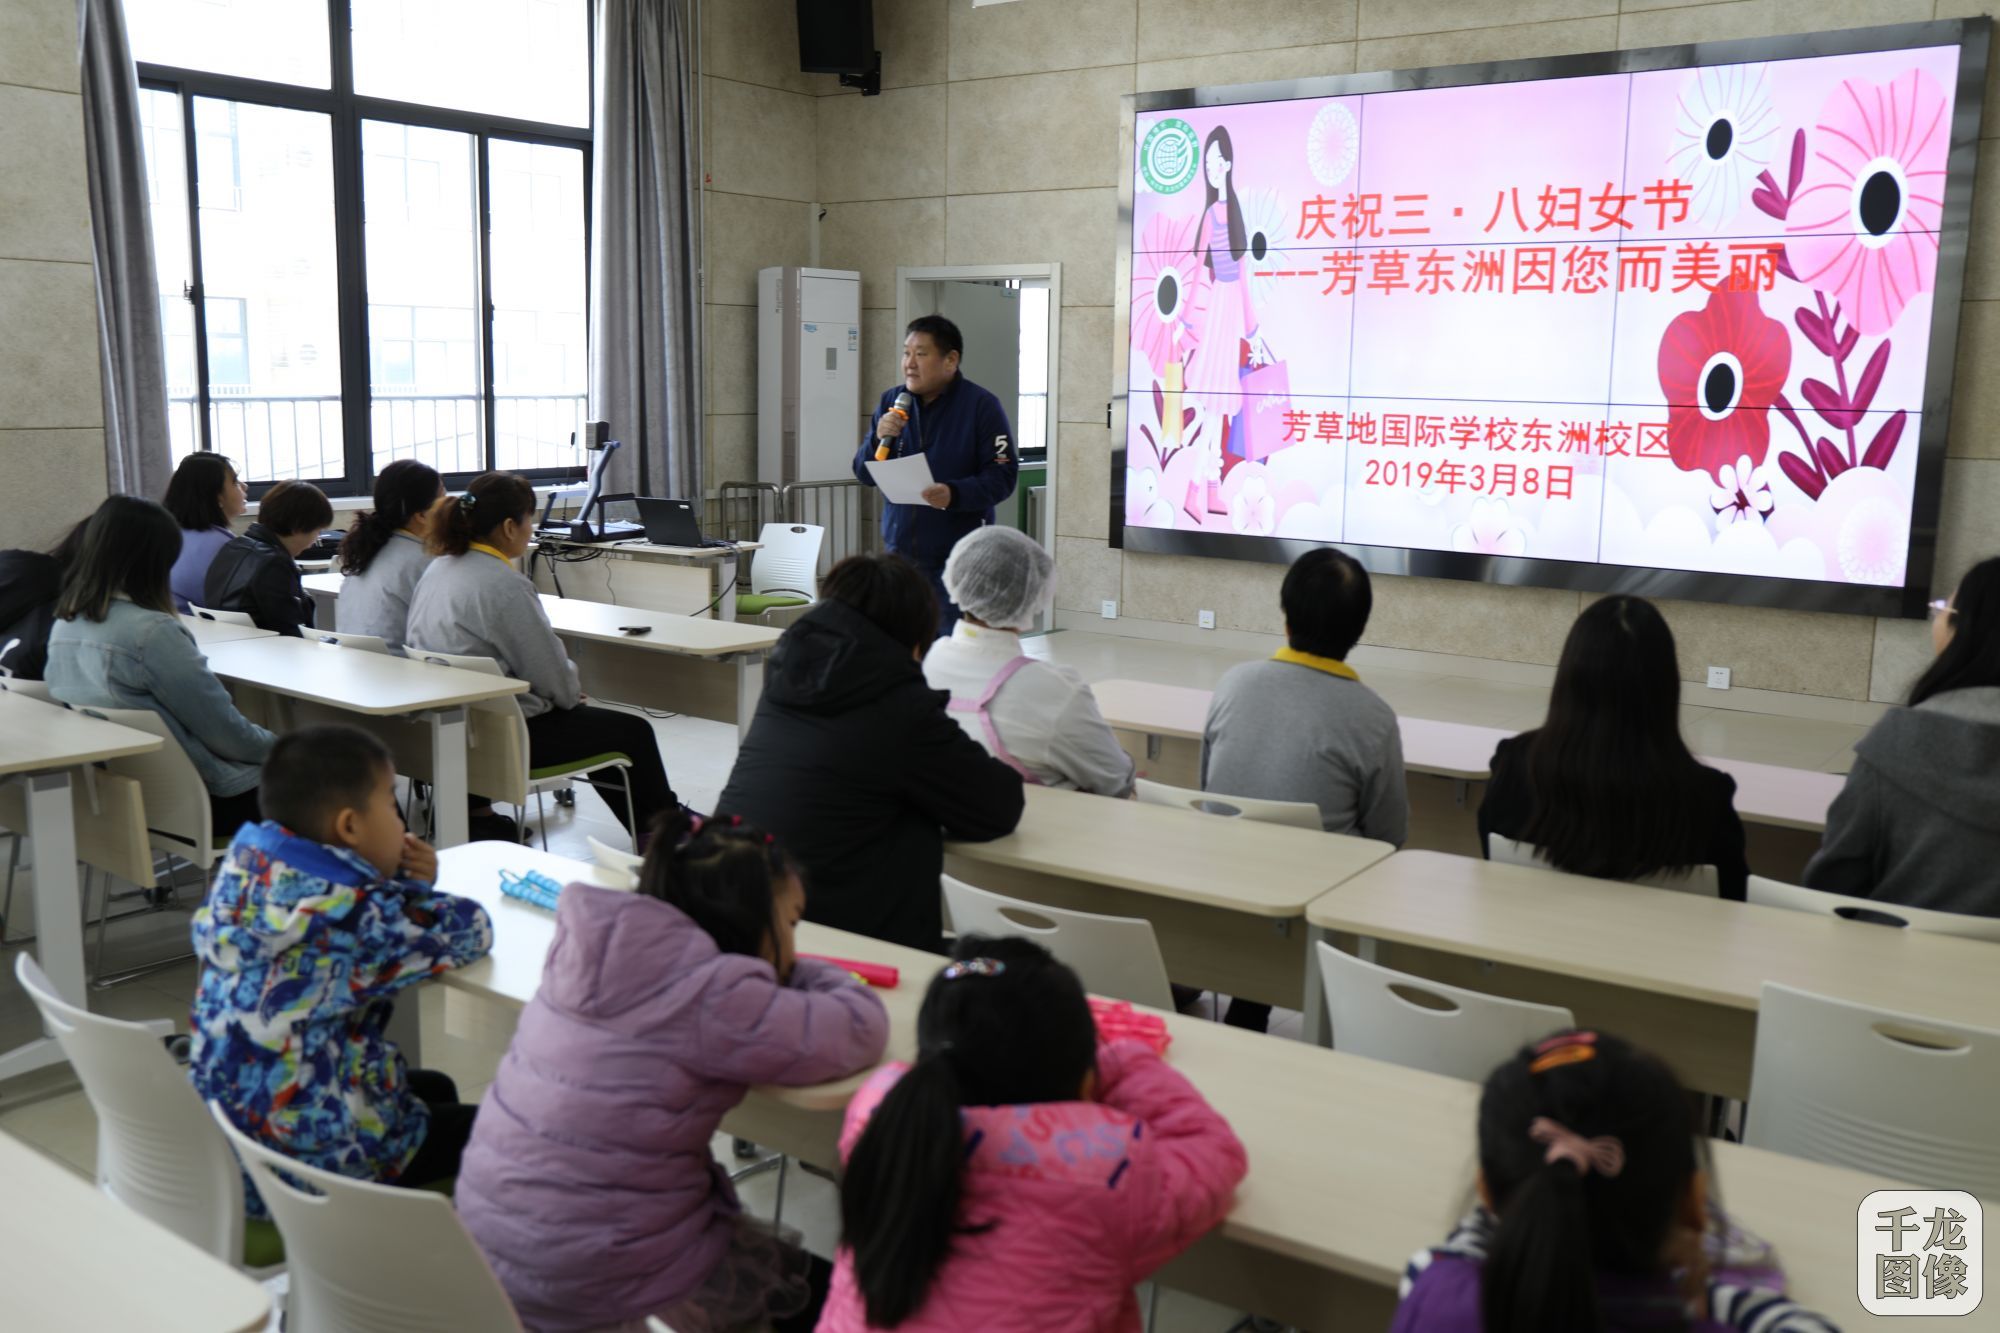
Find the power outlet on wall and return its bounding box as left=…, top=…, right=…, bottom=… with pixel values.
left=1706, top=666, right=1732, bottom=690
left=1198, top=609, right=1216, bottom=630
left=1101, top=600, right=1118, bottom=620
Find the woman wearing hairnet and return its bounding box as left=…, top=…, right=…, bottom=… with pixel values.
left=923, top=526, right=1137, bottom=797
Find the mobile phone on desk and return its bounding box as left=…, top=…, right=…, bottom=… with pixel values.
left=618, top=625, right=652, bottom=636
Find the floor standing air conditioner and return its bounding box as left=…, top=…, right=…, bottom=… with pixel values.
left=757, top=266, right=861, bottom=485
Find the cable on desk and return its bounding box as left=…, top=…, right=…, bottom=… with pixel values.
left=689, top=575, right=738, bottom=619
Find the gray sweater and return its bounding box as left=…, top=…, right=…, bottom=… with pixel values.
left=335, top=530, right=431, bottom=651
left=405, top=550, right=579, bottom=718
left=1201, top=657, right=1408, bottom=845
left=1805, top=686, right=2000, bottom=916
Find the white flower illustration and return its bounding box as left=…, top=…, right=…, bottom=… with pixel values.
left=1240, top=187, right=1292, bottom=304
left=1668, top=63, right=1779, bottom=230
left=1230, top=476, right=1275, bottom=535
left=1709, top=453, right=1774, bottom=527
left=1449, top=499, right=1528, bottom=556
left=1307, top=102, right=1359, bottom=189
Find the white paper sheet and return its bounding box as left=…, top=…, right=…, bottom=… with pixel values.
left=865, top=453, right=937, bottom=505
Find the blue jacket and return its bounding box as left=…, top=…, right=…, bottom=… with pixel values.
left=191, top=821, right=493, bottom=1217
left=46, top=599, right=275, bottom=797
left=853, top=375, right=1018, bottom=567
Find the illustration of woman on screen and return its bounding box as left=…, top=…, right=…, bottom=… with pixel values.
left=1185, top=125, right=1280, bottom=515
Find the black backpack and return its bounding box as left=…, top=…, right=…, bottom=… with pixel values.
left=0, top=549, right=62, bottom=680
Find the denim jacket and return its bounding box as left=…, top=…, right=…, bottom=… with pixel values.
left=45, top=599, right=276, bottom=796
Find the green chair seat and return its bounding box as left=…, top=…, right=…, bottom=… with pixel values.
left=529, top=752, right=631, bottom=782
left=242, top=1218, right=286, bottom=1269
left=736, top=593, right=810, bottom=616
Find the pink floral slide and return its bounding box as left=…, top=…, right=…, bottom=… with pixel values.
left=1123, top=43, right=1962, bottom=590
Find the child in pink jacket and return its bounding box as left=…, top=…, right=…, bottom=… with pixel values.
left=819, top=935, right=1247, bottom=1332
left=456, top=814, right=889, bottom=1333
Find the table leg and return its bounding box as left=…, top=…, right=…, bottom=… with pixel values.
left=386, top=985, right=424, bottom=1068
left=717, top=551, right=740, bottom=622
left=736, top=653, right=765, bottom=741
left=428, top=706, right=470, bottom=849
left=0, top=771, right=85, bottom=1081
left=1300, top=924, right=1330, bottom=1048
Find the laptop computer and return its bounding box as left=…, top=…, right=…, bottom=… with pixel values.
left=634, top=497, right=733, bottom=549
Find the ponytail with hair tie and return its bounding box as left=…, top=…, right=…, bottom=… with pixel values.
left=840, top=935, right=1097, bottom=1328
left=1475, top=1030, right=1701, bottom=1333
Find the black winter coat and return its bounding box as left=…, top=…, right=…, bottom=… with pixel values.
left=204, top=522, right=314, bottom=637
left=717, top=598, right=1025, bottom=950
left=0, top=549, right=61, bottom=679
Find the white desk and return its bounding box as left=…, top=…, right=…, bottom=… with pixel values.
left=429, top=842, right=1910, bottom=1330
left=1090, top=678, right=1845, bottom=831
left=537, top=595, right=777, bottom=739
left=0, top=694, right=164, bottom=1082
left=0, top=1131, right=273, bottom=1332
left=944, top=787, right=1394, bottom=1043
left=178, top=614, right=277, bottom=646
left=201, top=636, right=528, bottom=848
left=1307, top=850, right=2000, bottom=1099
left=529, top=537, right=759, bottom=621
left=303, top=573, right=778, bottom=739
left=1091, top=677, right=1845, bottom=878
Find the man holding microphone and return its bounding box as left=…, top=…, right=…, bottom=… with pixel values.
left=854, top=314, right=1018, bottom=635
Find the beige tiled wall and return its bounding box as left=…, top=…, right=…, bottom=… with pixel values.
left=801, top=0, right=2000, bottom=705
left=0, top=0, right=106, bottom=549
left=697, top=0, right=824, bottom=491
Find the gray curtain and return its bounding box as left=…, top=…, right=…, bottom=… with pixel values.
left=592, top=0, right=703, bottom=498
left=78, top=0, right=171, bottom=499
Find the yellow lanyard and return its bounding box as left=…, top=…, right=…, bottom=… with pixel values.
left=1272, top=646, right=1360, bottom=681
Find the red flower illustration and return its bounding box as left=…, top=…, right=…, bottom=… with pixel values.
left=1656, top=286, right=1793, bottom=483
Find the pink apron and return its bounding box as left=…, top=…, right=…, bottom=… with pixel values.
left=947, top=656, right=1044, bottom=785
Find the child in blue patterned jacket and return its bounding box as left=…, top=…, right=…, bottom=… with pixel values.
left=191, top=723, right=493, bottom=1213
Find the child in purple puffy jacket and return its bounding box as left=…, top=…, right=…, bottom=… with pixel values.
left=1391, top=1029, right=1838, bottom=1333
left=455, top=814, right=889, bottom=1333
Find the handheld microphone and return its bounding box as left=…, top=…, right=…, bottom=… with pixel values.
left=874, top=391, right=915, bottom=461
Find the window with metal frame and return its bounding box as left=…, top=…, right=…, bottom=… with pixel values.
left=127, top=0, right=592, bottom=496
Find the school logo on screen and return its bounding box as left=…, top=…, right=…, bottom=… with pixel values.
left=1140, top=119, right=1199, bottom=194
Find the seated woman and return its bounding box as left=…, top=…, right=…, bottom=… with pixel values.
left=1478, top=595, right=1748, bottom=900
left=922, top=525, right=1135, bottom=796
left=404, top=471, right=679, bottom=843
left=717, top=553, right=1025, bottom=952
left=335, top=459, right=444, bottom=652
left=205, top=480, right=333, bottom=637
left=1807, top=557, right=2000, bottom=914
left=163, top=452, right=248, bottom=614
left=46, top=496, right=277, bottom=838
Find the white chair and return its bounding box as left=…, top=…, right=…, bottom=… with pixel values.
left=312, top=630, right=391, bottom=655
left=209, top=1104, right=526, bottom=1333
left=1486, top=834, right=1720, bottom=898
left=79, top=707, right=232, bottom=985
left=1133, top=777, right=1323, bottom=830
left=408, top=647, right=637, bottom=846
left=13, top=954, right=284, bottom=1275
left=587, top=834, right=643, bottom=889
left=188, top=603, right=258, bottom=627
left=1745, top=983, right=2000, bottom=1199
left=736, top=522, right=824, bottom=623
left=1746, top=875, right=2000, bottom=944
left=1315, top=941, right=1574, bottom=1083
left=942, top=875, right=1174, bottom=1010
